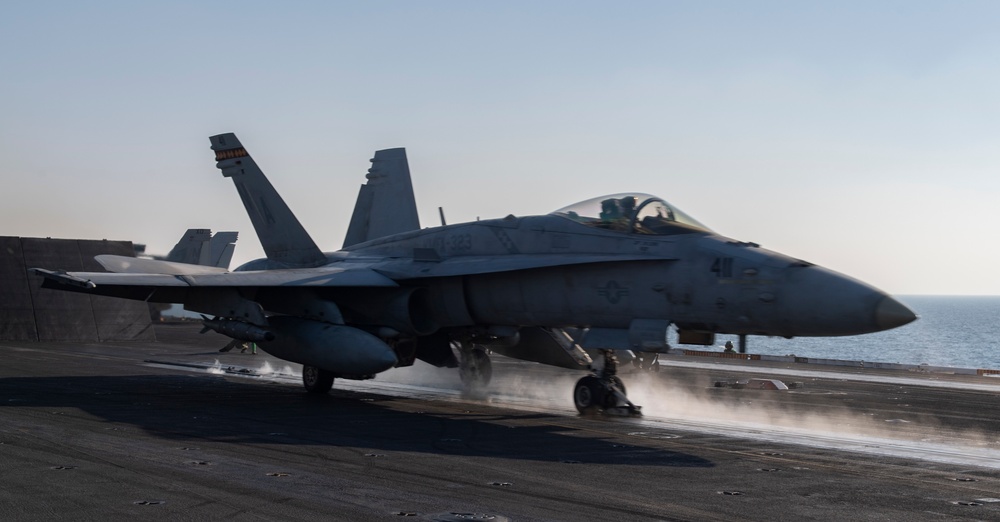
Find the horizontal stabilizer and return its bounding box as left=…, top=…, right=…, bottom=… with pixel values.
left=209, top=133, right=327, bottom=267
left=343, top=148, right=421, bottom=248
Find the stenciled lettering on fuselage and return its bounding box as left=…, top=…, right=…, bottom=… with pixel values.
left=710, top=257, right=734, bottom=278
left=425, top=233, right=473, bottom=256
left=632, top=240, right=659, bottom=253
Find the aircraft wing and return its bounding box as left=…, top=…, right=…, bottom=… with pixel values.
left=34, top=252, right=665, bottom=296
left=32, top=264, right=398, bottom=290
left=87, top=255, right=395, bottom=287
left=97, top=255, right=230, bottom=275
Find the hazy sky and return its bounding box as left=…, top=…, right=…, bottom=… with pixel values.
left=1, top=2, right=997, bottom=295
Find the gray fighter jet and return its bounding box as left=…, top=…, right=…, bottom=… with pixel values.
left=33, top=133, right=916, bottom=415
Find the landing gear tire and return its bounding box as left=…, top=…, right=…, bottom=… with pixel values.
left=460, top=347, right=493, bottom=391
left=302, top=365, right=335, bottom=394
left=575, top=350, right=642, bottom=416
left=573, top=375, right=606, bottom=414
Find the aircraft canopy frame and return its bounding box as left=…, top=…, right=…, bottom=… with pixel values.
left=551, top=193, right=711, bottom=235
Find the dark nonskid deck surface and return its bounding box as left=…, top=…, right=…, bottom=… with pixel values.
left=2, top=324, right=1000, bottom=521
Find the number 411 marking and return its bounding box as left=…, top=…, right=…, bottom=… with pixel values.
left=711, top=257, right=733, bottom=278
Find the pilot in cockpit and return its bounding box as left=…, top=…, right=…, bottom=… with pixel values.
left=619, top=196, right=637, bottom=219
left=599, top=198, right=621, bottom=222
left=601, top=196, right=636, bottom=230
left=600, top=197, right=638, bottom=231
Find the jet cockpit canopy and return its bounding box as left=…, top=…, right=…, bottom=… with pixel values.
left=551, top=193, right=711, bottom=235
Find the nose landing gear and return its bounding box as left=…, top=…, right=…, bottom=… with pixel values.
left=573, top=350, right=642, bottom=416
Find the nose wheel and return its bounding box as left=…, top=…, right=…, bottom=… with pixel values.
left=574, top=350, right=642, bottom=416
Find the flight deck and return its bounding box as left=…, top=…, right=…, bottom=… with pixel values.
left=2, top=323, right=999, bottom=521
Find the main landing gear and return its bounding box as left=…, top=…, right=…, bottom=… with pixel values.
left=573, top=350, right=642, bottom=416
left=458, top=343, right=493, bottom=393
left=302, top=364, right=335, bottom=394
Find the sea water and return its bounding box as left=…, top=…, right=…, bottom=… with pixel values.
left=713, top=296, right=1000, bottom=370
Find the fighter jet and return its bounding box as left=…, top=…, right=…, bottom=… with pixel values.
left=33, top=133, right=916, bottom=415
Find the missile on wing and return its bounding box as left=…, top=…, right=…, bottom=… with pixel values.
left=200, top=317, right=276, bottom=343
left=259, top=316, right=398, bottom=376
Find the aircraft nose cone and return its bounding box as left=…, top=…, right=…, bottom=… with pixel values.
left=780, top=265, right=916, bottom=336
left=874, top=295, right=917, bottom=331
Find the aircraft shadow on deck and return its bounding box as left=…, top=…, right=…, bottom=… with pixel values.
left=0, top=374, right=713, bottom=468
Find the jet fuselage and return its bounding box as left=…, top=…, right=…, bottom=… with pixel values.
left=237, top=212, right=912, bottom=341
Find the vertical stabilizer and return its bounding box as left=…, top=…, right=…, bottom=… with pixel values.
left=165, top=229, right=212, bottom=265
left=162, top=229, right=238, bottom=268
left=208, top=231, right=238, bottom=269
left=209, top=133, right=326, bottom=267
left=343, top=148, right=421, bottom=248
